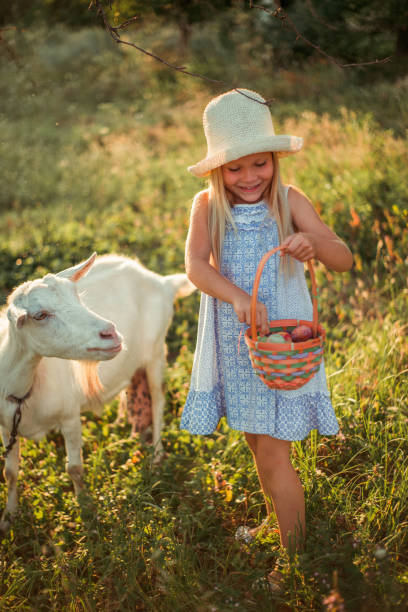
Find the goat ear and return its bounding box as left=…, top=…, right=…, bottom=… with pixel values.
left=56, top=252, right=97, bottom=282
left=7, top=304, right=28, bottom=329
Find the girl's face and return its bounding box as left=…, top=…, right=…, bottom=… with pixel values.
left=221, top=152, right=274, bottom=204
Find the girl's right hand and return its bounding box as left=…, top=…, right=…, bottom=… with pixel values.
left=232, top=293, right=269, bottom=335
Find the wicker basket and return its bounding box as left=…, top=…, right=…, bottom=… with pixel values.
left=244, top=246, right=326, bottom=390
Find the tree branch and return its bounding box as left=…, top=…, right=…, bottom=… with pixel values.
left=252, top=2, right=392, bottom=68
left=89, top=0, right=227, bottom=85
left=88, top=0, right=275, bottom=105
left=304, top=0, right=338, bottom=32
left=89, top=0, right=392, bottom=109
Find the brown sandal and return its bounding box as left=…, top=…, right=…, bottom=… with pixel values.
left=248, top=516, right=274, bottom=538
left=267, top=567, right=284, bottom=592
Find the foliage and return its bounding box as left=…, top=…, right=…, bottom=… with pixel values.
left=113, top=0, right=236, bottom=26
left=2, top=0, right=408, bottom=73
left=0, top=306, right=408, bottom=610
left=258, top=0, right=408, bottom=66
left=0, top=0, right=96, bottom=28
left=0, top=22, right=407, bottom=611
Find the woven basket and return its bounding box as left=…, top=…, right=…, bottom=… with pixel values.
left=244, top=246, right=325, bottom=390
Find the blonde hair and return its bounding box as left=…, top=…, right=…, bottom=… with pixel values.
left=207, top=153, right=294, bottom=272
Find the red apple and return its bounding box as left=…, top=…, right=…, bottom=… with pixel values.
left=291, top=325, right=313, bottom=342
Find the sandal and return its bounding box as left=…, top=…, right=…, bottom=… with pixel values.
left=248, top=516, right=274, bottom=538
left=235, top=517, right=273, bottom=544
left=267, top=567, right=284, bottom=592
left=251, top=562, right=285, bottom=593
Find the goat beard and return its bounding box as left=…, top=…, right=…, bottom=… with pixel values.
left=75, top=360, right=104, bottom=402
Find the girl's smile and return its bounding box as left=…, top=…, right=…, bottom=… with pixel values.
left=222, top=152, right=274, bottom=204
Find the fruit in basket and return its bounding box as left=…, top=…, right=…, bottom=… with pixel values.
left=259, top=331, right=291, bottom=343
left=282, top=331, right=292, bottom=342
left=291, top=325, right=313, bottom=342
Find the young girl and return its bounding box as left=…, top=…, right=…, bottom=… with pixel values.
left=180, top=89, right=353, bottom=561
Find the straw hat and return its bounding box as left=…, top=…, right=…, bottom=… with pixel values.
left=188, top=89, right=303, bottom=178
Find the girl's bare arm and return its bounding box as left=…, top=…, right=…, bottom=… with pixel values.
left=185, top=191, right=269, bottom=333
left=282, top=186, right=353, bottom=272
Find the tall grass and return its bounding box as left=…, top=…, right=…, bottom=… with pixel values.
left=0, top=23, right=407, bottom=611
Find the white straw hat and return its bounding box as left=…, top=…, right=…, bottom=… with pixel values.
left=188, top=89, right=303, bottom=178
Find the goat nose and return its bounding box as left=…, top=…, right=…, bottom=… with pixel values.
left=99, top=323, right=117, bottom=340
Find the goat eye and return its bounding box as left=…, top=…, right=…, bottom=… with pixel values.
left=33, top=311, right=49, bottom=321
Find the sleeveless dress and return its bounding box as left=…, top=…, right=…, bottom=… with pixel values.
left=180, top=191, right=339, bottom=441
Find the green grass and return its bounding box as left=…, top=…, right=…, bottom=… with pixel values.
left=0, top=23, right=407, bottom=611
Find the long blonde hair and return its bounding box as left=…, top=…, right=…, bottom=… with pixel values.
left=207, top=153, right=294, bottom=272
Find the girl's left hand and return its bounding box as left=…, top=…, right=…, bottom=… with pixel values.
left=280, top=232, right=316, bottom=262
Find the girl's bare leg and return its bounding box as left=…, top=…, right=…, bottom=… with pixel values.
left=245, top=432, right=305, bottom=552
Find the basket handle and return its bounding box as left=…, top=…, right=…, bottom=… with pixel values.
left=250, top=247, right=319, bottom=341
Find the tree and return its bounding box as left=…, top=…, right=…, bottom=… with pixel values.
left=109, top=0, right=237, bottom=55
left=258, top=0, right=408, bottom=64
left=0, top=0, right=96, bottom=28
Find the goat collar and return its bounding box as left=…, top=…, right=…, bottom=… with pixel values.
left=3, top=388, right=32, bottom=459
left=6, top=388, right=32, bottom=405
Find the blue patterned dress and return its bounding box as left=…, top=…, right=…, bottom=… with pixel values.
left=180, top=194, right=339, bottom=441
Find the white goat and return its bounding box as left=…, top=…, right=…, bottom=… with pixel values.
left=0, top=253, right=195, bottom=529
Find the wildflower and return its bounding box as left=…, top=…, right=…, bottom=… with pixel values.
left=131, top=450, right=143, bottom=463
left=323, top=588, right=345, bottom=611
left=349, top=207, right=361, bottom=228
left=224, top=483, right=233, bottom=502
left=374, top=546, right=387, bottom=560
left=323, top=570, right=344, bottom=611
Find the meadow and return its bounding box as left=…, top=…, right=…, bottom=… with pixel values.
left=0, top=22, right=407, bottom=611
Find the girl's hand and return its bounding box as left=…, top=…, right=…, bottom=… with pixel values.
left=285, top=185, right=353, bottom=271
left=232, top=293, right=269, bottom=335
left=280, top=232, right=316, bottom=262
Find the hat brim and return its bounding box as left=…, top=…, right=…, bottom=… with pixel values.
left=188, top=135, right=303, bottom=178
